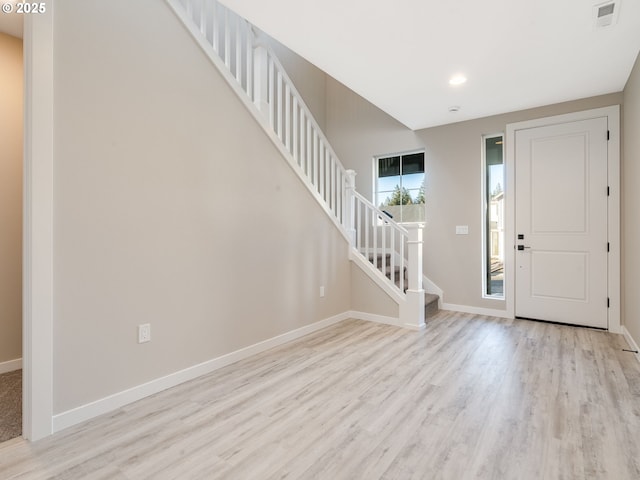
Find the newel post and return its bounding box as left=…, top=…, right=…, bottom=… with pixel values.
left=252, top=34, right=269, bottom=117
left=345, top=170, right=357, bottom=246
left=401, top=224, right=425, bottom=329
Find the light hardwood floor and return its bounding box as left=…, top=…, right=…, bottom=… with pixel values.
left=1, top=312, right=639, bottom=479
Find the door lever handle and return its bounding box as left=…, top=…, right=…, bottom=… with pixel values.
left=517, top=245, right=531, bottom=251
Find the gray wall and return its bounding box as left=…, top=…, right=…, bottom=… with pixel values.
left=0, top=33, right=22, bottom=366
left=51, top=0, right=351, bottom=414
left=326, top=77, right=622, bottom=310
left=623, top=51, right=640, bottom=344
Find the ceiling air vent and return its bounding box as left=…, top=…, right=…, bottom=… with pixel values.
left=593, top=1, right=619, bottom=28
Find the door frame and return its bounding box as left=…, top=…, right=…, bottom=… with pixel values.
left=23, top=4, right=54, bottom=441
left=505, top=106, right=621, bottom=333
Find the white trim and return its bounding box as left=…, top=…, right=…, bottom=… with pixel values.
left=0, top=358, right=22, bottom=375
left=52, top=312, right=349, bottom=433
left=22, top=4, right=54, bottom=442
left=505, top=105, right=621, bottom=332
left=441, top=303, right=511, bottom=319
left=348, top=310, right=425, bottom=331
left=606, top=108, right=621, bottom=334
left=349, top=310, right=401, bottom=327
left=622, top=327, right=640, bottom=365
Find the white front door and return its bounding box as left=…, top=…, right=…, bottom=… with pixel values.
left=514, top=117, right=608, bottom=328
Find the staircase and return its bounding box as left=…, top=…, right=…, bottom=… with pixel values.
left=167, top=0, right=438, bottom=327
left=369, top=253, right=440, bottom=320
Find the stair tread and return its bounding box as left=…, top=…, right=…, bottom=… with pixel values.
left=425, top=293, right=439, bottom=305
left=424, top=293, right=440, bottom=324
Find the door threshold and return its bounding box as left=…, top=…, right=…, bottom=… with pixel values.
left=515, top=316, right=607, bottom=331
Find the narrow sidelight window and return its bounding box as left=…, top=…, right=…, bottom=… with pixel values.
left=483, top=135, right=504, bottom=298
left=375, top=151, right=425, bottom=223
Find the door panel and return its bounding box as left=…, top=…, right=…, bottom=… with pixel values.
left=515, top=117, right=608, bottom=328
left=531, top=134, right=587, bottom=233
left=530, top=251, right=587, bottom=301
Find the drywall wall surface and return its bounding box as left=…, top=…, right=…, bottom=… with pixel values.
left=0, top=33, right=22, bottom=365
left=326, top=75, right=622, bottom=309
left=623, top=51, right=640, bottom=344
left=52, top=0, right=350, bottom=414
left=350, top=263, right=399, bottom=319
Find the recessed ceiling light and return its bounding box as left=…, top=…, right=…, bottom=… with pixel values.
left=448, top=106, right=461, bottom=113
left=449, top=74, right=467, bottom=86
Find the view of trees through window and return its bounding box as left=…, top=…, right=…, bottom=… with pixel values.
left=376, top=151, right=425, bottom=223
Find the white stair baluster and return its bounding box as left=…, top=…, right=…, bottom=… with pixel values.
left=312, top=132, right=319, bottom=189
left=400, top=233, right=405, bottom=293
left=390, top=228, right=396, bottom=288
left=276, top=70, right=283, bottom=140
left=285, top=85, right=291, bottom=153
left=245, top=25, right=252, bottom=98
left=300, top=113, right=306, bottom=172
left=305, top=119, right=313, bottom=178
left=268, top=56, right=275, bottom=129
left=318, top=143, right=327, bottom=195
left=235, top=17, right=241, bottom=82
left=365, top=202, right=370, bottom=261
left=292, top=98, right=298, bottom=164
left=212, top=1, right=219, bottom=53
left=224, top=8, right=230, bottom=68
left=199, top=0, right=206, bottom=36
left=329, top=155, right=340, bottom=217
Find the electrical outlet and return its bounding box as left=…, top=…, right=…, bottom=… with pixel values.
left=320, top=286, right=325, bottom=297
left=138, top=324, right=151, bottom=344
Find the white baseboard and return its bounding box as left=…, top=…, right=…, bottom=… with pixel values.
left=622, top=327, right=640, bottom=365
left=52, top=312, right=349, bottom=433
left=0, top=358, right=22, bottom=375
left=441, top=303, right=512, bottom=319
left=349, top=310, right=426, bottom=331
left=349, top=310, right=401, bottom=327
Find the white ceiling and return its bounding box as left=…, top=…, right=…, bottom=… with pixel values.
left=220, top=0, right=640, bottom=129
left=0, top=1, right=23, bottom=38
left=2, top=1, right=638, bottom=129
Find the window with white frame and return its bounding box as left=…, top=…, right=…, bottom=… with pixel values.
left=482, top=134, right=504, bottom=298
left=375, top=151, right=425, bottom=223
